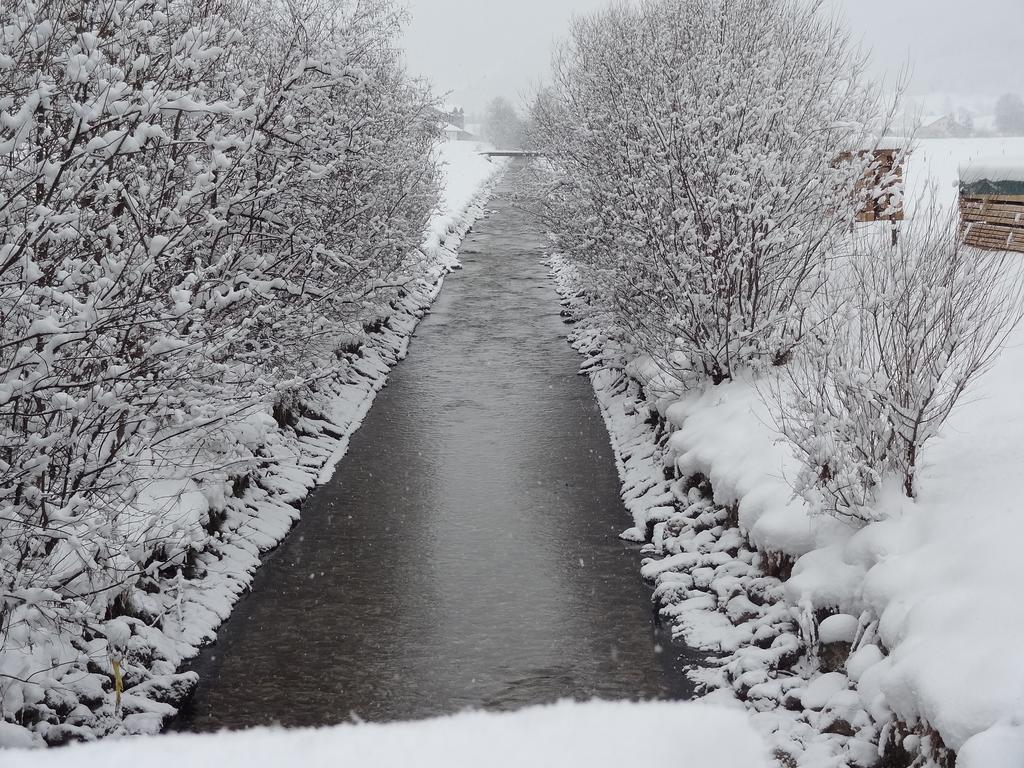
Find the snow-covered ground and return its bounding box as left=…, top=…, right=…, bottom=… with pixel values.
left=557, top=137, right=1024, bottom=767
left=0, top=140, right=505, bottom=748
left=5, top=701, right=770, bottom=767
left=905, top=136, right=1024, bottom=215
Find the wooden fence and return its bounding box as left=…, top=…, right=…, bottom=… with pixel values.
left=960, top=194, right=1024, bottom=254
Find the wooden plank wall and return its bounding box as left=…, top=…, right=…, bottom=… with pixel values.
left=857, top=149, right=905, bottom=222
left=960, top=195, right=1024, bottom=254
left=838, top=149, right=906, bottom=222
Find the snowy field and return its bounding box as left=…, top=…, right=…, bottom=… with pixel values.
left=905, top=136, right=1024, bottom=216
left=560, top=137, right=1024, bottom=767
left=5, top=701, right=770, bottom=768
left=0, top=141, right=505, bottom=748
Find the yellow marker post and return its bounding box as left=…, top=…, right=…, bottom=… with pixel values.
left=111, top=658, right=123, bottom=710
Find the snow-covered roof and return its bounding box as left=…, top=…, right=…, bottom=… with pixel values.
left=960, top=157, right=1024, bottom=184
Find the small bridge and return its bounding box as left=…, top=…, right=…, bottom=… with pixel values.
left=481, top=150, right=543, bottom=158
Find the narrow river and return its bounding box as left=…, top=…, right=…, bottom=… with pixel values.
left=174, top=162, right=699, bottom=732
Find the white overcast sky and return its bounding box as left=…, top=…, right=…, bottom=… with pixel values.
left=399, top=0, right=1024, bottom=115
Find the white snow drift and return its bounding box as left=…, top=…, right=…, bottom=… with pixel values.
left=6, top=701, right=771, bottom=768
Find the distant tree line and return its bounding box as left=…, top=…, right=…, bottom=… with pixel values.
left=482, top=97, right=529, bottom=149
left=996, top=93, right=1024, bottom=135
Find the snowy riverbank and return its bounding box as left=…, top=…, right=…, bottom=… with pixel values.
left=0, top=142, right=506, bottom=748
left=5, top=701, right=771, bottom=768
left=556, top=137, right=1024, bottom=768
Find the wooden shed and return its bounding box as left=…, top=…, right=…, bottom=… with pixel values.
left=856, top=147, right=906, bottom=223
left=960, top=159, right=1024, bottom=254
left=837, top=143, right=907, bottom=224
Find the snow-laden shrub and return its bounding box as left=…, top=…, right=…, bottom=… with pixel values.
left=778, top=206, right=1024, bottom=521
left=529, top=0, right=895, bottom=386
left=0, top=0, right=438, bottom=729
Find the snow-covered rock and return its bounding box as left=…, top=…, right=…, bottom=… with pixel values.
left=818, top=615, right=859, bottom=646
left=801, top=674, right=850, bottom=711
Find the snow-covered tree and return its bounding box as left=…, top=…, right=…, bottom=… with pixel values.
left=0, top=0, right=439, bottom=734
left=995, top=93, right=1024, bottom=135
left=530, top=0, right=896, bottom=386
left=777, top=204, right=1024, bottom=521
left=482, top=96, right=527, bottom=149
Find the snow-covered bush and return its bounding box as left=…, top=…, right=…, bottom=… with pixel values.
left=530, top=0, right=894, bottom=385
left=778, top=206, right=1024, bottom=520
left=0, top=0, right=438, bottom=734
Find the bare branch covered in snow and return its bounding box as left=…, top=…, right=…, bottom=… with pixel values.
left=0, top=0, right=441, bottom=738
left=528, top=0, right=900, bottom=386
left=777, top=199, right=1024, bottom=520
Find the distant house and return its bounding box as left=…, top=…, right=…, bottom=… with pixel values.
left=444, top=105, right=465, bottom=130
left=433, top=105, right=478, bottom=142
left=918, top=114, right=974, bottom=139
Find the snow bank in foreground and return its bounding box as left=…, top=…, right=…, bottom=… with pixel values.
left=9, top=701, right=770, bottom=768
left=558, top=138, right=1024, bottom=766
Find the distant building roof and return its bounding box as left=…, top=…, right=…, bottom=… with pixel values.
left=919, top=114, right=971, bottom=139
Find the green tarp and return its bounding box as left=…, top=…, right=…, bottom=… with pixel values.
left=960, top=179, right=1024, bottom=197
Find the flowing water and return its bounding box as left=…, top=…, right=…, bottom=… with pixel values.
left=173, top=162, right=700, bottom=732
